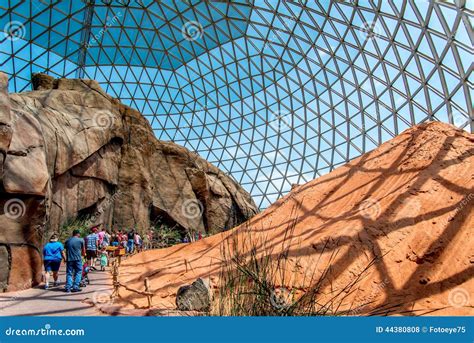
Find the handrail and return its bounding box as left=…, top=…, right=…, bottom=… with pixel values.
left=110, top=259, right=153, bottom=309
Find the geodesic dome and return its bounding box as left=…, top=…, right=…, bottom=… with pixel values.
left=1, top=0, right=473, bottom=208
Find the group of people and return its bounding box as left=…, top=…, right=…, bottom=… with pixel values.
left=42, top=224, right=144, bottom=292
left=110, top=229, right=144, bottom=254
left=41, top=225, right=199, bottom=292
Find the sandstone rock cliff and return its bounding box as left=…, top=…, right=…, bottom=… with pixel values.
left=0, top=73, right=258, bottom=291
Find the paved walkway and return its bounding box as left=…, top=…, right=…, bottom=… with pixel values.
left=0, top=265, right=112, bottom=316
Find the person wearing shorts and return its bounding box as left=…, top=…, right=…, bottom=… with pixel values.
left=42, top=233, right=65, bottom=289
left=85, top=227, right=99, bottom=269
left=86, top=249, right=97, bottom=260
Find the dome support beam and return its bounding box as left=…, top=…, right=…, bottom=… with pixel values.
left=76, top=0, right=96, bottom=78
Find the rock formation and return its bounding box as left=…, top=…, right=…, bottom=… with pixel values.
left=0, top=73, right=258, bottom=291
left=116, top=122, right=473, bottom=315
left=176, top=278, right=211, bottom=312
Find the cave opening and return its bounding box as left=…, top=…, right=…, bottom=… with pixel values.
left=76, top=203, right=98, bottom=222
left=149, top=204, right=187, bottom=247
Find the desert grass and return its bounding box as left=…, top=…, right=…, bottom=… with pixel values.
left=211, top=205, right=382, bottom=316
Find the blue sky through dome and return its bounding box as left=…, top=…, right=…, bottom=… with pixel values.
left=1, top=0, right=473, bottom=208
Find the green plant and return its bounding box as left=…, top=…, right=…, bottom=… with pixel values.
left=151, top=223, right=182, bottom=248
left=58, top=218, right=91, bottom=242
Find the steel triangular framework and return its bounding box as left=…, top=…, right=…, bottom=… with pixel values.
left=1, top=0, right=473, bottom=208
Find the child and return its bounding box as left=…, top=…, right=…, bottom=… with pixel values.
left=80, top=261, right=90, bottom=287
left=100, top=247, right=108, bottom=271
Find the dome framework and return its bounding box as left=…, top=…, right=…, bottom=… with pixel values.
left=1, top=0, right=473, bottom=208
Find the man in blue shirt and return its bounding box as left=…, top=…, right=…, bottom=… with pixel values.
left=42, top=233, right=66, bottom=289
left=64, top=229, right=85, bottom=292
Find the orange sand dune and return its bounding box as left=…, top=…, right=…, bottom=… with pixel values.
left=117, top=122, right=473, bottom=315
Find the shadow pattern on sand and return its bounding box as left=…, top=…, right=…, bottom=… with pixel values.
left=118, top=124, right=473, bottom=315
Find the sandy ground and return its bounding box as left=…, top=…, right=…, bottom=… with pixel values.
left=0, top=265, right=112, bottom=316
left=116, top=122, right=473, bottom=315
